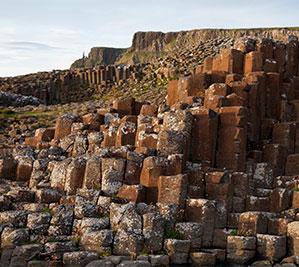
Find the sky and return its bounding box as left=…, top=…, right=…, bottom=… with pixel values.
left=0, top=0, right=298, bottom=77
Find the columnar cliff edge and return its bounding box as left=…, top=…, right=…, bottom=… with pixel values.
left=2, top=36, right=299, bottom=266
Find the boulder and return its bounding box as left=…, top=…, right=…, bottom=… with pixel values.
left=0, top=158, right=17, bottom=180
left=10, top=244, right=43, bottom=267
left=64, top=157, right=86, bottom=195
left=164, top=239, right=191, bottom=265
left=149, top=255, right=169, bottom=266
left=27, top=212, right=51, bottom=235
left=1, top=228, right=29, bottom=248
left=113, top=230, right=144, bottom=256
left=157, top=109, right=193, bottom=160
left=227, top=236, right=256, bottom=264
left=158, top=174, right=188, bottom=208
left=287, top=221, right=299, bottom=255
left=189, top=251, right=216, bottom=266
left=101, top=158, right=125, bottom=195
left=117, top=184, right=145, bottom=202
left=54, top=114, right=80, bottom=140
left=185, top=199, right=216, bottom=247
left=63, top=251, right=98, bottom=267
left=83, top=155, right=102, bottom=190
left=143, top=212, right=164, bottom=253
left=175, top=222, right=202, bottom=249
left=257, top=234, right=286, bottom=261
left=35, top=188, right=62, bottom=203
left=81, top=230, right=113, bottom=253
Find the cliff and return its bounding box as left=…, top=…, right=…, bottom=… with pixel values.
left=71, top=27, right=299, bottom=68
left=71, top=47, right=127, bottom=68
left=130, top=27, right=299, bottom=51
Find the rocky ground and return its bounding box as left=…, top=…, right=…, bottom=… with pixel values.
left=2, top=33, right=299, bottom=267
left=0, top=92, right=41, bottom=107
left=0, top=100, right=109, bottom=149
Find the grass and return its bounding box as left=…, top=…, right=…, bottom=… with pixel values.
left=101, top=86, right=124, bottom=101
left=165, top=229, right=184, bottom=240
left=230, top=229, right=238, bottom=236
left=0, top=108, right=61, bottom=134
left=0, top=108, right=17, bottom=118
left=95, top=74, right=168, bottom=105
left=71, top=236, right=81, bottom=247
left=92, top=183, right=102, bottom=191
left=97, top=213, right=108, bottom=219
left=23, top=239, right=39, bottom=245
left=0, top=108, right=59, bottom=120
left=168, top=37, right=177, bottom=48
left=116, top=51, right=134, bottom=64
left=117, top=50, right=167, bottom=65
left=98, top=251, right=112, bottom=257
left=139, top=247, right=149, bottom=256
left=41, top=207, right=53, bottom=214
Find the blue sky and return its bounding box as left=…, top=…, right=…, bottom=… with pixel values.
left=0, top=0, right=298, bottom=77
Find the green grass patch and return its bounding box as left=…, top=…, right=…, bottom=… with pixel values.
left=97, top=213, right=108, bottom=219
left=98, top=250, right=112, bottom=257
left=117, top=50, right=167, bottom=65
left=71, top=236, right=81, bottom=247
left=41, top=207, right=53, bottom=214
left=116, top=51, right=134, bottom=64
left=23, top=239, right=39, bottom=245
left=0, top=108, right=17, bottom=118
left=0, top=109, right=59, bottom=120
left=230, top=229, right=238, bottom=236
left=139, top=247, right=149, bottom=256
left=165, top=229, right=185, bottom=240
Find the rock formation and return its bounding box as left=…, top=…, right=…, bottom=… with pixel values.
left=0, top=65, right=146, bottom=106
left=71, top=47, right=127, bottom=69
left=0, top=91, right=41, bottom=107
left=72, top=27, right=299, bottom=67
left=0, top=71, right=92, bottom=105
left=2, top=35, right=299, bottom=266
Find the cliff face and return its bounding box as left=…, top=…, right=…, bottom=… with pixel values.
left=131, top=31, right=178, bottom=51
left=71, top=27, right=299, bottom=67
left=130, top=28, right=299, bottom=51
left=71, top=47, right=126, bottom=69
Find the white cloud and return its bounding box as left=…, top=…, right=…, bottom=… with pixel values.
left=0, top=26, right=15, bottom=35
left=4, top=41, right=61, bottom=51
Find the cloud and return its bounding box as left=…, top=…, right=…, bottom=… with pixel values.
left=4, top=41, right=61, bottom=51
left=0, top=26, right=15, bottom=35
left=49, top=27, right=78, bottom=36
